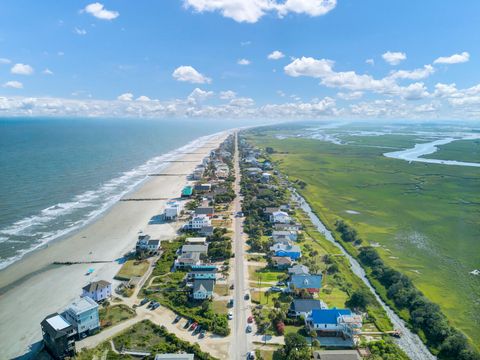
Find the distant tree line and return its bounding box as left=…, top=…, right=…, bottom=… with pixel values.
left=359, top=246, right=479, bottom=360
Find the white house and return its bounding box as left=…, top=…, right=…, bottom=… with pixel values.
left=174, top=252, right=201, bottom=269
left=271, top=211, right=291, bottom=224
left=186, top=237, right=207, bottom=245
left=184, top=215, right=211, bottom=230
left=82, top=280, right=111, bottom=302
left=146, top=239, right=160, bottom=252
left=305, top=309, right=362, bottom=338
left=64, top=296, right=100, bottom=337
left=192, top=279, right=214, bottom=300
left=164, top=201, right=181, bottom=220
left=181, top=244, right=208, bottom=256
left=272, top=230, right=298, bottom=242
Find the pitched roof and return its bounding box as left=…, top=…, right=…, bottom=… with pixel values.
left=82, top=280, right=111, bottom=293
left=290, top=274, right=322, bottom=289
left=272, top=256, right=293, bottom=265
left=288, top=264, right=310, bottom=275
left=291, top=299, right=323, bottom=313
left=182, top=244, right=208, bottom=253
left=193, top=279, right=214, bottom=293
left=313, top=350, right=361, bottom=360
left=195, top=207, right=214, bottom=215
left=311, top=309, right=352, bottom=325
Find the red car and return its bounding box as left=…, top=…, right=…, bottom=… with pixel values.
left=190, top=322, right=198, bottom=331
left=247, top=316, right=254, bottom=324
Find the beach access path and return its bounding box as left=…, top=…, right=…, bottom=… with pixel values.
left=0, top=132, right=229, bottom=360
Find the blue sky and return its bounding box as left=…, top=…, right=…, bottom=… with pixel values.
left=0, top=0, right=479, bottom=120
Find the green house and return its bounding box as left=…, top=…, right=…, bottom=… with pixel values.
left=181, top=185, right=193, bottom=197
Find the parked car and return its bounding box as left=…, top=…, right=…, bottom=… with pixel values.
left=244, top=293, right=250, bottom=300
left=230, top=284, right=235, bottom=290
left=193, top=325, right=202, bottom=335
left=276, top=281, right=285, bottom=286
left=247, top=316, right=254, bottom=323
left=150, top=302, right=160, bottom=310
left=199, top=330, right=206, bottom=339
left=247, top=352, right=255, bottom=360
left=228, top=312, right=233, bottom=320
left=190, top=322, right=198, bottom=331
left=270, top=286, right=283, bottom=292
left=246, top=324, right=252, bottom=333
left=140, top=298, right=150, bottom=306
left=228, top=299, right=234, bottom=307
left=173, top=315, right=182, bottom=324
left=184, top=319, right=193, bottom=329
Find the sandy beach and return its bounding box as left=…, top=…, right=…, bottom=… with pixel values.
left=0, top=131, right=229, bottom=359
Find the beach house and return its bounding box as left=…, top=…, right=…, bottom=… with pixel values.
left=271, top=211, right=291, bottom=224
left=82, top=280, right=111, bottom=302
left=63, top=296, right=100, bottom=338
left=155, top=354, right=194, bottom=360
left=271, top=256, right=293, bottom=269
left=194, top=206, right=214, bottom=217
left=313, top=350, right=361, bottom=360
left=272, top=230, right=298, bottom=242
left=194, top=183, right=212, bottom=192
left=174, top=252, right=201, bottom=269
left=164, top=201, right=181, bottom=220
left=185, top=237, right=207, bottom=245
left=181, top=185, right=193, bottom=198
left=270, top=243, right=302, bottom=260
left=305, top=308, right=362, bottom=338
left=288, top=264, right=310, bottom=276
left=289, top=274, right=323, bottom=294
left=192, top=279, right=214, bottom=299
left=181, top=244, right=208, bottom=256
left=288, top=299, right=327, bottom=318
left=184, top=215, right=211, bottom=230
left=199, top=225, right=214, bottom=236
left=188, top=265, right=217, bottom=280
left=41, top=313, right=76, bottom=360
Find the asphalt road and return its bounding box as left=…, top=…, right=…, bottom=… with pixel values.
left=231, top=132, right=252, bottom=360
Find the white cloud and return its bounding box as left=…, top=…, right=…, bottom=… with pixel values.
left=172, top=65, right=211, bottom=84
left=229, top=97, right=255, bottom=107
left=388, top=65, right=435, bottom=80
left=284, top=57, right=334, bottom=78
left=433, top=51, right=470, bottom=64
left=183, top=0, right=336, bottom=23
left=117, top=93, right=134, bottom=101
left=277, top=90, right=286, bottom=97
left=219, top=90, right=236, bottom=100
left=382, top=51, right=406, bottom=65
left=268, top=50, right=285, bottom=60
left=237, top=58, right=251, bottom=65
left=337, top=91, right=363, bottom=100
left=136, top=95, right=151, bottom=102
left=2, top=81, right=23, bottom=89
left=187, top=88, right=214, bottom=103
left=84, top=3, right=119, bottom=20
left=398, top=82, right=429, bottom=100
left=0, top=58, right=11, bottom=64
left=43, top=68, right=54, bottom=75
left=365, top=58, right=374, bottom=66
left=11, top=63, right=34, bottom=75
left=74, top=27, right=87, bottom=35
left=433, top=83, right=459, bottom=98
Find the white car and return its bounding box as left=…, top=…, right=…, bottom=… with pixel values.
left=228, top=312, right=233, bottom=320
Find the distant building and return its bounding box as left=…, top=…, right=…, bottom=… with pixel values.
left=136, top=234, right=160, bottom=255
left=305, top=309, right=362, bottom=338
left=289, top=274, right=322, bottom=293
left=270, top=243, right=302, bottom=260
left=274, top=223, right=300, bottom=232
left=199, top=225, right=214, bottom=236
left=272, top=230, right=298, bottom=242
left=192, top=279, right=214, bottom=299
left=288, top=299, right=326, bottom=318
left=82, top=280, right=111, bottom=302
left=194, top=207, right=214, bottom=217
left=155, top=354, right=194, bottom=360
left=188, top=265, right=217, bottom=280
left=288, top=264, right=310, bottom=276
left=184, top=215, right=211, bottom=230
left=181, top=244, right=208, bottom=256
left=41, top=313, right=76, bottom=359
left=174, top=252, right=201, bottom=269
left=271, top=256, right=293, bottom=269
left=185, top=237, right=207, bottom=245
left=164, top=201, right=181, bottom=220
left=313, top=350, right=361, bottom=360
left=194, top=183, right=212, bottom=192
left=181, top=186, right=193, bottom=198
left=271, top=211, right=291, bottom=224
left=63, top=296, right=100, bottom=338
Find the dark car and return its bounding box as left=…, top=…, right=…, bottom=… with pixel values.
left=244, top=293, right=250, bottom=300
left=199, top=330, right=206, bottom=339
left=184, top=319, right=193, bottom=329
left=173, top=315, right=182, bottom=324
left=193, top=325, right=202, bottom=335
left=140, top=298, right=149, bottom=306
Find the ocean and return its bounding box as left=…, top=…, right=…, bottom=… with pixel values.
left=0, top=117, right=238, bottom=269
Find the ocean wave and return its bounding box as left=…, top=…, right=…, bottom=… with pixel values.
left=0, top=131, right=225, bottom=270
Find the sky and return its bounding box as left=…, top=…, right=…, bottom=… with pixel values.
left=0, top=0, right=480, bottom=120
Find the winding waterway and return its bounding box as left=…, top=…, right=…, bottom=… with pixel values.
left=384, top=136, right=480, bottom=168
left=291, top=190, right=436, bottom=360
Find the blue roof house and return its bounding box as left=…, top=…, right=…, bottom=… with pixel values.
left=306, top=309, right=363, bottom=337
left=269, top=243, right=301, bottom=260
left=289, top=274, right=323, bottom=294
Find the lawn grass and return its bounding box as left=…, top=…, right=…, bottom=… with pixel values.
left=212, top=300, right=229, bottom=314
left=115, top=259, right=150, bottom=281
left=245, top=128, right=480, bottom=348
left=214, top=283, right=230, bottom=296
left=99, top=304, right=136, bottom=328
left=249, top=265, right=288, bottom=283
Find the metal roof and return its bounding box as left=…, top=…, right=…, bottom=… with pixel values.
left=311, top=309, right=352, bottom=325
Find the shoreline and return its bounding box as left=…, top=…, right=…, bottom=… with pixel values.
left=0, top=130, right=231, bottom=359
left=0, top=130, right=229, bottom=272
